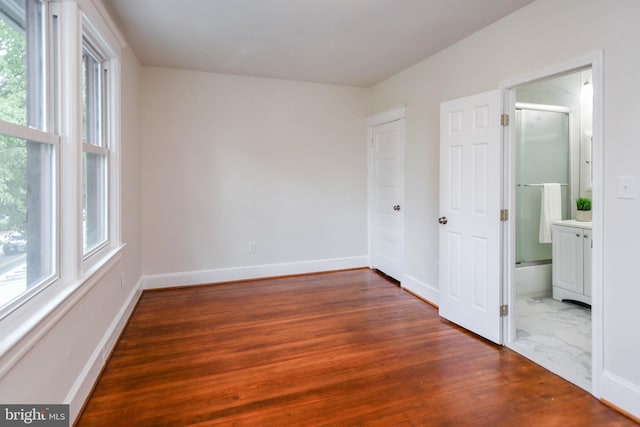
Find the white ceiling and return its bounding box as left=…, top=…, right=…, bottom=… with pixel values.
left=103, top=0, right=535, bottom=88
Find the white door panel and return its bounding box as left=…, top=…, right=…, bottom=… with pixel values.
left=371, top=119, right=404, bottom=281
left=439, top=90, right=502, bottom=344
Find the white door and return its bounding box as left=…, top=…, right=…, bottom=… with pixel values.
left=439, top=90, right=502, bottom=344
left=370, top=119, right=404, bottom=281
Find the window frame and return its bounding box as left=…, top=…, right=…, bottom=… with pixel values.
left=79, top=15, right=121, bottom=271
left=81, top=38, right=109, bottom=259
left=0, top=0, right=59, bottom=320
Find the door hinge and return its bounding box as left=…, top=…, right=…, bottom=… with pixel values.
left=500, top=209, right=509, bottom=221
left=500, top=114, right=510, bottom=126
left=500, top=305, right=509, bottom=317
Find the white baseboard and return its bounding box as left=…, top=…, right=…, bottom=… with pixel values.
left=600, top=370, right=640, bottom=420
left=401, top=274, right=438, bottom=306
left=66, top=278, right=143, bottom=424
left=143, top=256, right=369, bottom=290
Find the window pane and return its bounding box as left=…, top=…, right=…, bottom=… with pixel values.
left=83, top=151, right=106, bottom=253
left=0, top=0, right=44, bottom=129
left=82, top=47, right=101, bottom=146
left=0, top=135, right=54, bottom=309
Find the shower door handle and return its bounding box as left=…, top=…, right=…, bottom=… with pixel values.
left=438, top=216, right=448, bottom=225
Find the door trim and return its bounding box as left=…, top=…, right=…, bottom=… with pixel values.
left=367, top=105, right=406, bottom=280
left=367, top=105, right=406, bottom=128
left=499, top=52, right=604, bottom=397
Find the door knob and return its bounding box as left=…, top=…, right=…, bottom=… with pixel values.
left=393, top=205, right=401, bottom=211
left=438, top=216, right=448, bottom=224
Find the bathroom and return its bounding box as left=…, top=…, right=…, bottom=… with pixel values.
left=510, top=67, right=593, bottom=391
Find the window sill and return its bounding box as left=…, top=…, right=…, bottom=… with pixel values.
left=0, top=243, right=126, bottom=379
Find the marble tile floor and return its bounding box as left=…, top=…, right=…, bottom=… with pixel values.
left=511, top=295, right=592, bottom=391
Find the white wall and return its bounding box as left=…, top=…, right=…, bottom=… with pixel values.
left=140, top=68, right=368, bottom=283
left=369, top=0, right=640, bottom=417
left=0, top=45, right=143, bottom=423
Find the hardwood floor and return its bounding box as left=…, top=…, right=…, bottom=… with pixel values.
left=77, top=269, right=636, bottom=426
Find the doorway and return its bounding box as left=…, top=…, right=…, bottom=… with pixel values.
left=437, top=53, right=603, bottom=396
left=502, top=55, right=602, bottom=395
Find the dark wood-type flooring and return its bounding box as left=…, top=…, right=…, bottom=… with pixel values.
left=78, top=269, right=636, bottom=426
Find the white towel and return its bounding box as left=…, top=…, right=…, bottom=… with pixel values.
left=539, top=183, right=562, bottom=244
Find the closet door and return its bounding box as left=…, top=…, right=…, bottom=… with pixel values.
left=370, top=119, right=405, bottom=281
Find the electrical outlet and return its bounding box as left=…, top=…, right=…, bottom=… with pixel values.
left=120, top=272, right=124, bottom=289
left=249, top=241, right=256, bottom=253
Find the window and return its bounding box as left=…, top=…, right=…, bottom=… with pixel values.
left=0, top=0, right=44, bottom=129
left=0, top=0, right=121, bottom=322
left=0, top=0, right=56, bottom=313
left=81, top=42, right=108, bottom=256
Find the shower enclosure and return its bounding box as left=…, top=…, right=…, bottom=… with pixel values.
left=516, top=104, right=571, bottom=266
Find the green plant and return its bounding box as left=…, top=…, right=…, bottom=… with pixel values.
left=576, top=197, right=592, bottom=211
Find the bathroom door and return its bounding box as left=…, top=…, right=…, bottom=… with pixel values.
left=439, top=90, right=503, bottom=344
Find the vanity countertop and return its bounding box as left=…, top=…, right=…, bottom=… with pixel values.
left=552, top=219, right=592, bottom=230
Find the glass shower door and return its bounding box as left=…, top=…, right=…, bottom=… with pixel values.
left=515, top=108, right=570, bottom=264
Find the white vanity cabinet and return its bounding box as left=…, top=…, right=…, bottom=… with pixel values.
left=552, top=220, right=592, bottom=305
